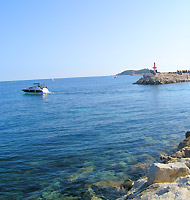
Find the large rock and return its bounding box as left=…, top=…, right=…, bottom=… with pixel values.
left=160, top=153, right=178, bottom=163
left=186, top=131, right=190, bottom=138
left=160, top=149, right=190, bottom=163
left=148, top=162, right=190, bottom=185
left=118, top=160, right=190, bottom=199
left=177, top=158, right=190, bottom=168
left=124, top=176, right=190, bottom=200
left=178, top=137, right=190, bottom=150
left=172, top=147, right=190, bottom=158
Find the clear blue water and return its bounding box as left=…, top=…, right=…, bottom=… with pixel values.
left=1, top=76, right=190, bottom=199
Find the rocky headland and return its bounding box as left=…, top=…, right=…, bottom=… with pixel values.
left=82, top=131, right=190, bottom=200
left=134, top=73, right=190, bottom=85
left=117, top=69, right=150, bottom=76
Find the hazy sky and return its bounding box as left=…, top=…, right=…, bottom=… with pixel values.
left=0, top=0, right=190, bottom=81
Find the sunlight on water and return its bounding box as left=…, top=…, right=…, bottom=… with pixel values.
left=1, top=76, right=190, bottom=199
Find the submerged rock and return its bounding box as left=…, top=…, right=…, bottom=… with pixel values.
left=67, top=166, right=94, bottom=182
left=120, top=178, right=134, bottom=191
left=117, top=178, right=148, bottom=200
left=82, top=185, right=127, bottom=200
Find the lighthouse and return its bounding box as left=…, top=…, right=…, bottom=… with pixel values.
left=153, top=62, right=157, bottom=73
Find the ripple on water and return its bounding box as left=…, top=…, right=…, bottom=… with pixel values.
left=1, top=76, right=190, bottom=199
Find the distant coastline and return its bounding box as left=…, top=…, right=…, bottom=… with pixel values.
left=117, top=68, right=150, bottom=76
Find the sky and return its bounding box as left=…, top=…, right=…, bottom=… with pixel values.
left=0, top=0, right=190, bottom=81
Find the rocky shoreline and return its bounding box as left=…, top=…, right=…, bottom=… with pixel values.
left=82, top=131, right=190, bottom=199
left=134, top=73, right=190, bottom=85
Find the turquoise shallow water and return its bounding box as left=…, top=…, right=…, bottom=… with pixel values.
left=1, top=76, right=190, bottom=199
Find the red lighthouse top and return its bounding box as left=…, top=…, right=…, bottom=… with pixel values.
left=153, top=62, right=157, bottom=70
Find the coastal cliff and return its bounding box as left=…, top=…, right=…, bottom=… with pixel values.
left=134, top=73, right=190, bottom=85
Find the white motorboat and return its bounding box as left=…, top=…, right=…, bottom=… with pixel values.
left=22, top=83, right=50, bottom=94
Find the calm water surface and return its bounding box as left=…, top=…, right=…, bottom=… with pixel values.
left=1, top=76, right=190, bottom=199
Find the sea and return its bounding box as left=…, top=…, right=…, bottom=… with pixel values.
left=1, top=75, right=190, bottom=199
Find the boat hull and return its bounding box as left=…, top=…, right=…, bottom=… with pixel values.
left=22, top=89, right=43, bottom=94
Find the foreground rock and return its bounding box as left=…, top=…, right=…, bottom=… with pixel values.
left=117, top=159, right=190, bottom=200
left=117, top=131, right=190, bottom=200
left=148, top=162, right=190, bottom=185
left=119, top=176, right=190, bottom=200
left=160, top=131, right=190, bottom=163
left=83, top=131, right=190, bottom=199
left=134, top=73, right=190, bottom=85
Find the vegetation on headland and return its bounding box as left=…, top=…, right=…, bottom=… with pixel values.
left=117, top=68, right=150, bottom=76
